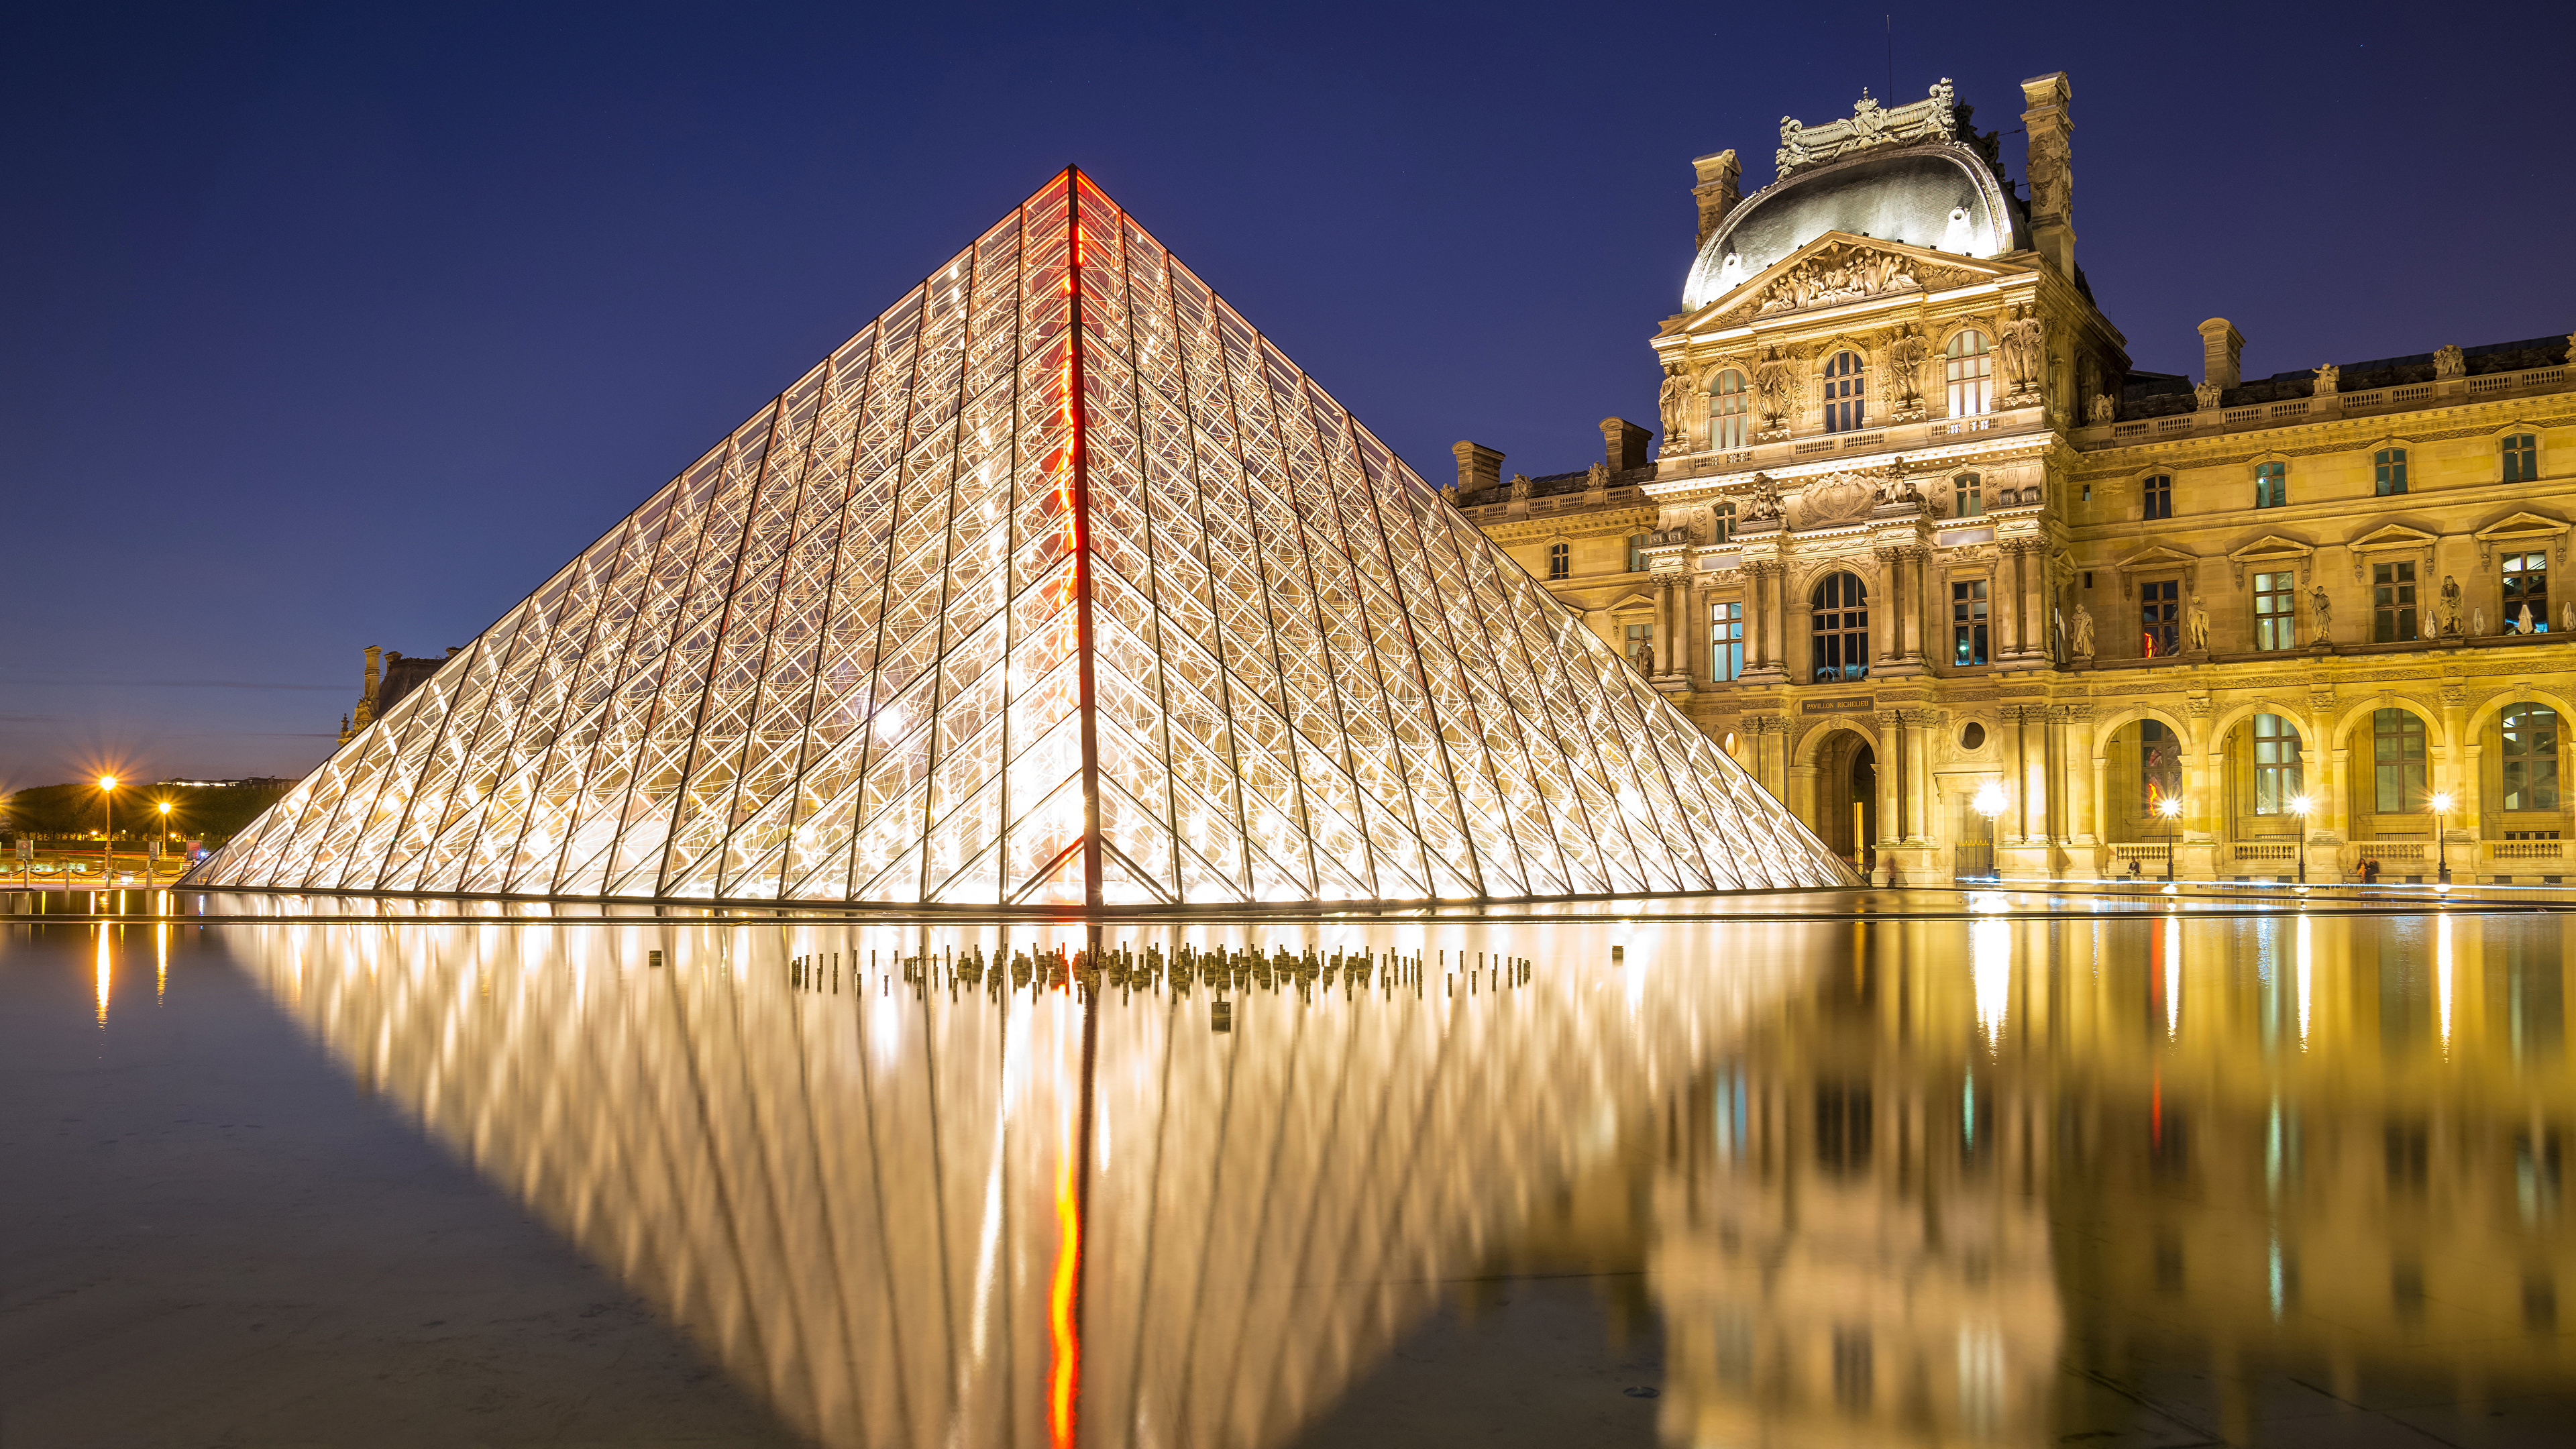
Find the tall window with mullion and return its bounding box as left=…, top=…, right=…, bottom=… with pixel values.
left=1821, top=352, right=1866, bottom=433
left=2374, top=447, right=2409, bottom=496
left=1546, top=541, right=1570, bottom=580
left=1810, top=572, right=1869, bottom=682
left=2251, top=712, right=2303, bottom=814
left=2502, top=551, right=2548, bottom=632
left=2255, top=461, right=2287, bottom=508
left=2141, top=473, right=2174, bottom=521
left=1953, top=472, right=1983, bottom=517
left=1945, top=331, right=1993, bottom=417
left=2502, top=705, right=2559, bottom=810
left=2373, top=561, right=2418, bottom=641
left=2139, top=579, right=2180, bottom=657
left=1709, top=600, right=1744, bottom=682
left=1709, top=370, right=1750, bottom=451
left=2372, top=707, right=2428, bottom=813
left=2253, top=570, right=2298, bottom=649
left=2502, top=433, right=2538, bottom=484
left=1951, top=578, right=1989, bottom=665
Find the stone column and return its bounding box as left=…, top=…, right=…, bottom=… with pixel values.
left=1903, top=708, right=1936, bottom=844
left=2061, top=703, right=2099, bottom=846
left=1994, top=543, right=2023, bottom=658
left=1691, top=149, right=1741, bottom=248
left=1874, top=710, right=1904, bottom=865
left=2025, top=545, right=2052, bottom=662
left=1768, top=564, right=1793, bottom=680
left=2025, top=705, right=2053, bottom=854
left=1872, top=548, right=1902, bottom=665
left=1907, top=546, right=1931, bottom=665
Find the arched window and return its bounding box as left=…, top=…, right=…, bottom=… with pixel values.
left=2504, top=433, right=2540, bottom=484
left=2372, top=708, right=2427, bottom=813
left=1821, top=351, right=1866, bottom=433
left=2140, top=720, right=2180, bottom=810
left=2251, top=713, right=2303, bottom=814
left=2374, top=447, right=2409, bottom=496
left=1953, top=472, right=1983, bottom=517
left=1945, top=331, right=1993, bottom=417
left=1709, top=369, right=1750, bottom=450
left=1810, top=572, right=1869, bottom=682
left=1546, top=541, right=1570, bottom=579
left=2502, top=706, right=2559, bottom=810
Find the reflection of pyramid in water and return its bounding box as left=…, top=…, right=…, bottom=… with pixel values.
left=192, top=171, right=1850, bottom=906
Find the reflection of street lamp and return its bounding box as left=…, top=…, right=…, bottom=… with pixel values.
left=1973, top=781, right=2006, bottom=881
left=2288, top=793, right=2314, bottom=886
left=2430, top=790, right=2455, bottom=886
left=97, top=775, right=117, bottom=885
left=2157, top=794, right=2183, bottom=882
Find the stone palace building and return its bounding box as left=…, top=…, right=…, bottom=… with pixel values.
left=1458, top=72, right=2576, bottom=885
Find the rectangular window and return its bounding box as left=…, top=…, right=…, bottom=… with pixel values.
left=2252, top=712, right=2304, bottom=815
left=1710, top=372, right=1750, bottom=451
left=2142, top=474, right=2174, bottom=521
left=2503, top=551, right=2549, bottom=633
left=2374, top=447, right=2409, bottom=496
left=2141, top=719, right=2181, bottom=811
left=2373, top=708, right=2426, bottom=813
left=2503, top=706, right=2559, bottom=810
left=1953, top=474, right=1983, bottom=517
left=2255, top=461, right=2287, bottom=508
left=1713, top=502, right=1735, bottom=544
left=2253, top=570, right=2298, bottom=650
left=1623, top=623, right=1655, bottom=674
left=1951, top=579, right=1989, bottom=665
left=2503, top=433, right=2538, bottom=484
left=1710, top=600, right=1743, bottom=682
left=2372, top=561, right=2418, bottom=642
left=1625, top=534, right=1647, bottom=572
left=1546, top=541, right=1570, bottom=580
left=2140, top=578, right=2180, bottom=657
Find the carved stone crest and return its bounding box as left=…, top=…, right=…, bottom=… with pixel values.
left=1796, top=474, right=1877, bottom=529
left=1772, top=79, right=1959, bottom=180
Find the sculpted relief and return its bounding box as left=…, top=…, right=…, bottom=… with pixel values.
left=1754, top=244, right=1921, bottom=314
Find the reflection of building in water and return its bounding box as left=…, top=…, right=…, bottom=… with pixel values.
left=229, top=918, right=1813, bottom=1449
left=1650, top=918, right=2061, bottom=1448
left=1650, top=911, right=2575, bottom=1446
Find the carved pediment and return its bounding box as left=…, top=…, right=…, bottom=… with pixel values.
left=1606, top=590, right=1660, bottom=616
left=2473, top=510, right=2567, bottom=543
left=2115, top=543, right=2198, bottom=572
left=2350, top=523, right=2438, bottom=553
left=2226, top=535, right=2313, bottom=586
left=1697, top=233, right=2021, bottom=325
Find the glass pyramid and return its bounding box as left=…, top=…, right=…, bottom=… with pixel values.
left=188, top=172, right=1854, bottom=906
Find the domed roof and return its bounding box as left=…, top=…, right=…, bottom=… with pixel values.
left=1684, top=142, right=2023, bottom=313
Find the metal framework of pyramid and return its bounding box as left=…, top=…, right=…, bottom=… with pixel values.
left=189, top=171, right=1853, bottom=907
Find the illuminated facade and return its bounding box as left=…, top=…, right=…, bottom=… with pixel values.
left=1477, top=72, right=2576, bottom=883
left=192, top=172, right=1848, bottom=906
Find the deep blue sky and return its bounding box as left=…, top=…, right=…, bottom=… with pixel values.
left=6, top=1, right=2571, bottom=786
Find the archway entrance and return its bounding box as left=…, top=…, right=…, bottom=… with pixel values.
left=1813, top=732, right=1878, bottom=873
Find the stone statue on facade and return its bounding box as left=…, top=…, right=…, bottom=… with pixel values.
left=1507, top=472, right=1532, bottom=502
left=2519, top=604, right=2539, bottom=635
left=2475, top=606, right=2487, bottom=635
left=1999, top=305, right=2044, bottom=394
left=1440, top=480, right=1458, bottom=505
left=2563, top=600, right=2575, bottom=633
left=1582, top=460, right=1610, bottom=501
left=1741, top=472, right=1784, bottom=522
left=2027, top=131, right=2071, bottom=216
left=2309, top=583, right=2332, bottom=642
left=2436, top=575, right=2464, bottom=635
left=1752, top=347, right=1797, bottom=428
left=2313, top=362, right=2339, bottom=395
left=2186, top=596, right=2211, bottom=652
left=2088, top=392, right=2116, bottom=425
left=1658, top=366, right=1693, bottom=444
left=1884, top=325, right=1929, bottom=411
left=2195, top=378, right=2224, bottom=411
left=2434, top=344, right=2466, bottom=380
left=2070, top=604, right=2097, bottom=660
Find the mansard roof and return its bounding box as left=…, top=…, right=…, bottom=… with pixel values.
left=2115, top=335, right=2576, bottom=420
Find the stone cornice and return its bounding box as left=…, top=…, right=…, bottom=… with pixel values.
left=1474, top=504, right=1657, bottom=542
left=2068, top=394, right=2576, bottom=480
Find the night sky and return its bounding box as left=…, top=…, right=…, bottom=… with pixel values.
left=6, top=1, right=2571, bottom=787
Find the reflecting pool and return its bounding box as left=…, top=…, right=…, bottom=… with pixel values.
left=5, top=898, right=2572, bottom=1447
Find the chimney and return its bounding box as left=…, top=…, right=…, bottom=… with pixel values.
left=2198, top=318, right=2245, bottom=393
left=1691, top=149, right=1741, bottom=248
left=362, top=645, right=382, bottom=705
left=2018, top=72, right=2075, bottom=275
left=1601, top=419, right=1652, bottom=472
left=1451, top=440, right=1503, bottom=498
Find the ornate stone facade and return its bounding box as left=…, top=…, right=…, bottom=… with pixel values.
left=1463, top=70, right=2576, bottom=885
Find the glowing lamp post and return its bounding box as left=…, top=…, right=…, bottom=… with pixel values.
left=2288, top=794, right=2314, bottom=886
left=97, top=775, right=117, bottom=885
left=2157, top=794, right=2183, bottom=882
left=1972, top=781, right=2006, bottom=881
left=2430, top=790, right=2455, bottom=886
left=157, top=800, right=174, bottom=880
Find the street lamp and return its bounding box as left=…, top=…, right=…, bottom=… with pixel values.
left=2157, top=794, right=2183, bottom=882
left=2288, top=793, right=2314, bottom=886
left=157, top=800, right=174, bottom=880
left=97, top=775, right=117, bottom=886
left=2430, top=790, right=2455, bottom=887
left=1972, top=781, right=2006, bottom=881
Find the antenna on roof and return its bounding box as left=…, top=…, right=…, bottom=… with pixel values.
left=1885, top=14, right=1894, bottom=103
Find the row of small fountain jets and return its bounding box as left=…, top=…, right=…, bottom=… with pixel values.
left=784, top=941, right=1537, bottom=1002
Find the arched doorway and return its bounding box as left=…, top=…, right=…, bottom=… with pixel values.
left=1813, top=730, right=1878, bottom=872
